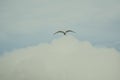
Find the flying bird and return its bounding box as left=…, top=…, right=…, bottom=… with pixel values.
left=54, top=30, right=75, bottom=35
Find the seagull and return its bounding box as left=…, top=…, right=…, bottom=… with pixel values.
left=54, top=30, right=75, bottom=35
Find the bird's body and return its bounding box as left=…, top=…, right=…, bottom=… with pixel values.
left=54, top=30, right=75, bottom=35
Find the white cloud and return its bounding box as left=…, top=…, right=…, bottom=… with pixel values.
left=0, top=35, right=120, bottom=80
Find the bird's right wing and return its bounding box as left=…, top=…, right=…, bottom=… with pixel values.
left=65, top=30, right=75, bottom=33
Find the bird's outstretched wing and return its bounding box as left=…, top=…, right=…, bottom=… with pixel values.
left=65, top=30, right=75, bottom=33
left=54, top=31, right=65, bottom=35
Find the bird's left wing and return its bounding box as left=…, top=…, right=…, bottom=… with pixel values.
left=54, top=31, right=65, bottom=35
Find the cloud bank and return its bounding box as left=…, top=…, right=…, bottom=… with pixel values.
left=0, top=36, right=120, bottom=80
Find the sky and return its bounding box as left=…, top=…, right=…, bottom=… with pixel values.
left=0, top=0, right=120, bottom=54
left=0, top=36, right=120, bottom=80
left=0, top=0, right=120, bottom=79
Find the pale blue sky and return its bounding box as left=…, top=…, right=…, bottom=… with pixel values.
left=0, top=0, right=120, bottom=54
